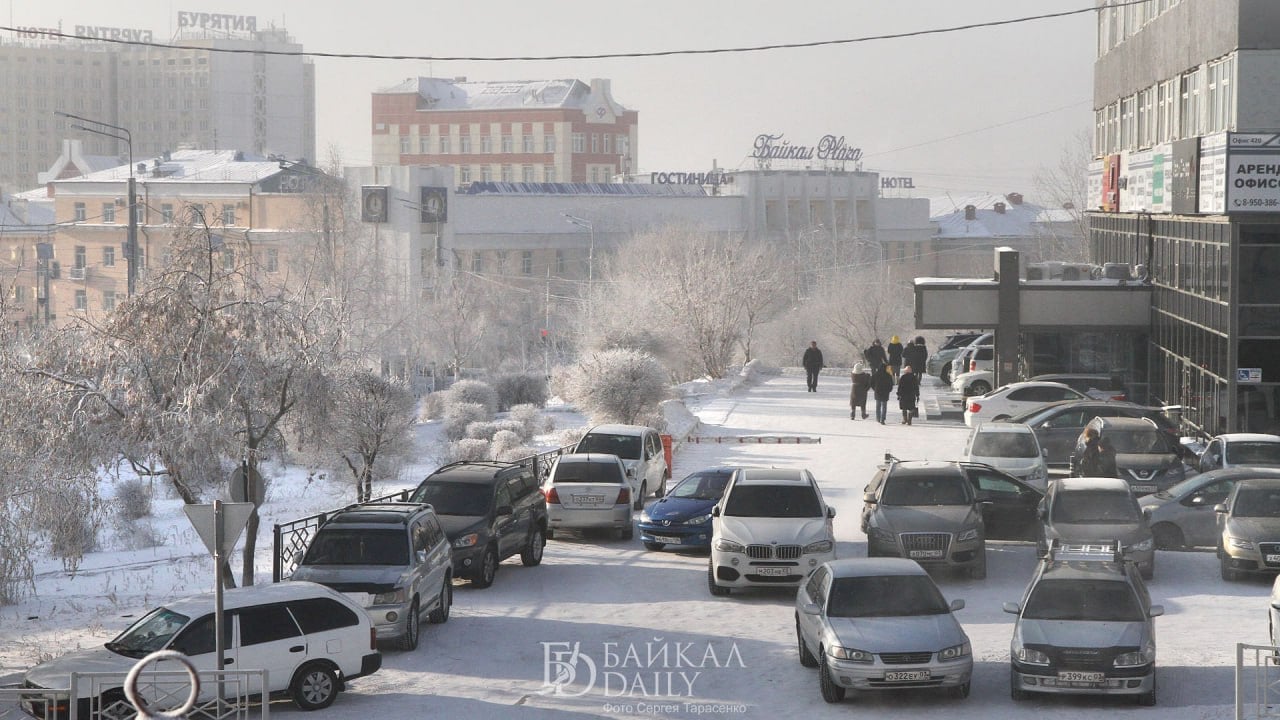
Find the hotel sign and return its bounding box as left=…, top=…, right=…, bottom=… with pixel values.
left=178, top=12, right=259, bottom=33
left=751, top=134, right=863, bottom=164
left=651, top=171, right=733, bottom=187
left=76, top=25, right=153, bottom=42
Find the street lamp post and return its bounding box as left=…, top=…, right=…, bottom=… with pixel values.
left=563, top=213, right=595, bottom=329
left=56, top=111, right=137, bottom=296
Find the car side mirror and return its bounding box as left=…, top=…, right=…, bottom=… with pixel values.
left=1214, top=503, right=1228, bottom=513
left=1042, top=448, right=1049, bottom=457
left=862, top=492, right=878, bottom=504
left=417, top=549, right=428, bottom=564
left=1142, top=507, right=1153, bottom=520
left=712, top=506, right=721, bottom=517
left=801, top=601, right=821, bottom=616
left=949, top=599, right=965, bottom=612
left=1037, top=507, right=1048, bottom=520
left=826, top=506, right=837, bottom=519
left=1002, top=602, right=1021, bottom=615
left=496, top=505, right=514, bottom=516
left=626, top=468, right=635, bottom=477
left=1149, top=604, right=1165, bottom=618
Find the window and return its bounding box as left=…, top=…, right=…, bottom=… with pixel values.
left=618, top=135, right=629, bottom=157
left=237, top=604, right=302, bottom=646
left=460, top=166, right=471, bottom=183
left=501, top=165, right=513, bottom=182
left=439, top=135, right=450, bottom=154
left=287, top=598, right=359, bottom=633
left=399, top=136, right=410, bottom=154
left=481, top=166, right=493, bottom=182
left=545, top=166, right=557, bottom=183
left=471, top=251, right=483, bottom=273
left=169, top=615, right=229, bottom=656
left=266, top=248, right=279, bottom=273
left=522, top=165, right=535, bottom=182
left=74, top=289, right=86, bottom=311
left=523, top=135, right=535, bottom=153
left=603, top=133, right=612, bottom=154
left=103, top=291, right=116, bottom=311
left=480, top=135, right=492, bottom=153
left=74, top=202, right=86, bottom=222
left=13, top=286, right=24, bottom=302
left=544, top=135, right=556, bottom=153
left=74, top=246, right=86, bottom=269
left=420, top=136, right=431, bottom=154
left=501, top=135, right=513, bottom=153
left=221, top=205, right=235, bottom=226
left=591, top=133, right=600, bottom=153
left=590, top=167, right=600, bottom=183
left=522, top=250, right=533, bottom=275
left=460, top=135, right=472, bottom=154
left=223, top=249, right=235, bottom=271
left=572, top=133, right=585, bottom=153
left=161, top=204, right=174, bottom=224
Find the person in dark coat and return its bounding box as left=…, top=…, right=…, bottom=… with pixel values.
left=871, top=364, right=895, bottom=424
left=864, top=339, right=888, bottom=375
left=902, top=338, right=928, bottom=381
left=1075, top=427, right=1119, bottom=477
left=850, top=363, right=871, bottom=419
left=896, top=366, right=921, bottom=425
left=802, top=340, right=825, bottom=392
left=887, top=336, right=904, bottom=377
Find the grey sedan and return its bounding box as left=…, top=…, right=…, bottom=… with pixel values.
left=796, top=558, right=973, bottom=703
left=1139, top=468, right=1280, bottom=549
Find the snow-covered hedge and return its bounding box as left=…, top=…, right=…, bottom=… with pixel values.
left=443, top=402, right=491, bottom=441
left=553, top=349, right=669, bottom=425
left=448, top=379, right=499, bottom=415
left=493, top=373, right=548, bottom=410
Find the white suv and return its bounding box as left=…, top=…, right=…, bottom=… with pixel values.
left=708, top=468, right=836, bottom=595
left=575, top=424, right=670, bottom=507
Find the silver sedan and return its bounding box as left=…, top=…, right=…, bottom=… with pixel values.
left=1139, top=468, right=1280, bottom=549
left=795, top=558, right=973, bottom=703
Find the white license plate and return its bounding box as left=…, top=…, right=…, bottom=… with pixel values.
left=1131, top=484, right=1157, bottom=493
left=909, top=549, right=945, bottom=559
left=651, top=535, right=682, bottom=544
left=1267, top=554, right=1280, bottom=564
left=573, top=495, right=605, bottom=504
left=1058, top=671, right=1105, bottom=683
left=884, top=670, right=930, bottom=682
left=755, top=566, right=790, bottom=577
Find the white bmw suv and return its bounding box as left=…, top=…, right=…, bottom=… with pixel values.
left=708, top=468, right=837, bottom=596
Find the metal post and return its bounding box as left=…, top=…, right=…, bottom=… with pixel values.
left=126, top=175, right=137, bottom=296
left=213, top=499, right=227, bottom=709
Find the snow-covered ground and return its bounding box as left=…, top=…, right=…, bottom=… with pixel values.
left=0, top=372, right=1264, bottom=719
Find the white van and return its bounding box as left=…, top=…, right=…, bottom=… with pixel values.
left=574, top=424, right=669, bottom=508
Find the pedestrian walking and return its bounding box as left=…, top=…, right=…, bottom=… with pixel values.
left=802, top=340, right=825, bottom=392
left=902, top=337, right=928, bottom=382
left=871, top=364, right=894, bottom=424
left=850, top=363, right=871, bottom=419
left=1074, top=426, right=1118, bottom=477
left=887, top=336, right=904, bottom=377
left=897, top=365, right=920, bottom=425
left=864, top=338, right=888, bottom=375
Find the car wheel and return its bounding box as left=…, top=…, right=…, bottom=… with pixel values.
left=290, top=662, right=340, bottom=711
left=634, top=482, right=647, bottom=510
left=969, top=550, right=987, bottom=580
left=796, top=619, right=818, bottom=668
left=98, top=690, right=128, bottom=718
left=1137, top=672, right=1156, bottom=706
left=970, top=380, right=992, bottom=396
left=707, top=561, right=729, bottom=596
left=950, top=681, right=971, bottom=700
left=819, top=651, right=846, bottom=703
left=1221, top=554, right=1241, bottom=582
left=940, top=366, right=951, bottom=385
left=428, top=578, right=451, bottom=624
left=656, top=476, right=667, bottom=497
left=521, top=527, right=545, bottom=566
left=545, top=527, right=555, bottom=540
left=398, top=599, right=420, bottom=651
left=472, top=545, right=498, bottom=588
left=1010, top=669, right=1029, bottom=701
left=644, top=541, right=665, bottom=551
left=1152, top=523, right=1185, bottom=551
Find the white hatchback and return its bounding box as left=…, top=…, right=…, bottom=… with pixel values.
left=962, top=422, right=1050, bottom=489
left=964, top=381, right=1086, bottom=428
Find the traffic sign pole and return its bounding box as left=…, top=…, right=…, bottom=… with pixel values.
left=213, top=499, right=226, bottom=709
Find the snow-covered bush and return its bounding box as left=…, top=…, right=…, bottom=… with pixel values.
left=113, top=478, right=153, bottom=521
left=493, top=373, right=548, bottom=410
left=554, top=349, right=669, bottom=424
left=465, top=419, right=525, bottom=442
left=440, top=438, right=492, bottom=463
left=508, top=403, right=553, bottom=440
left=490, top=429, right=524, bottom=457
left=557, top=427, right=587, bottom=448
left=114, top=521, right=165, bottom=551
left=418, top=391, right=448, bottom=422
left=47, top=486, right=101, bottom=575
left=443, top=402, right=490, bottom=441
left=448, top=380, right=499, bottom=416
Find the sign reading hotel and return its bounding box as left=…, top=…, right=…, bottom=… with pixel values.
left=178, top=11, right=258, bottom=33
left=751, top=134, right=863, bottom=165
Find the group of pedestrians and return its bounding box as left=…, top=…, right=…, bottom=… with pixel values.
left=801, top=336, right=929, bottom=426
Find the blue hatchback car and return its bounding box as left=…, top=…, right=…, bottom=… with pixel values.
left=637, top=467, right=737, bottom=550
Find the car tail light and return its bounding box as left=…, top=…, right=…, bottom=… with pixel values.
left=968, top=402, right=982, bottom=414
left=545, top=487, right=561, bottom=504
left=617, top=487, right=631, bottom=505
left=970, top=359, right=977, bottom=372
left=371, top=627, right=377, bottom=650
left=1110, top=393, right=1127, bottom=401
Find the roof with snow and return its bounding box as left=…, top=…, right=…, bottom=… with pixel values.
left=56, top=150, right=294, bottom=185
left=0, top=194, right=55, bottom=229
left=377, top=77, right=628, bottom=112
left=930, top=192, right=1077, bottom=239
left=464, top=181, right=705, bottom=197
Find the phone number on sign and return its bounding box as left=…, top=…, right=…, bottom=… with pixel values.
left=1233, top=198, right=1280, bottom=207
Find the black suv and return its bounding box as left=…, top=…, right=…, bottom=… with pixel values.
left=409, top=460, right=548, bottom=588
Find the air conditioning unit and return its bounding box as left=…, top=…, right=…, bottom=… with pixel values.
left=1103, top=262, right=1132, bottom=280
left=68, top=267, right=86, bottom=281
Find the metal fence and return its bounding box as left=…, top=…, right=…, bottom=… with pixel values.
left=2, top=668, right=267, bottom=720
left=1238, top=643, right=1280, bottom=720
left=273, top=444, right=576, bottom=581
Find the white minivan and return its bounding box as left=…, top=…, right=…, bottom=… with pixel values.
left=575, top=424, right=669, bottom=508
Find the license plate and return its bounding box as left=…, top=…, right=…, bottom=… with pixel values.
left=884, top=670, right=930, bottom=682
left=1058, top=671, right=1105, bottom=683
left=755, top=566, right=790, bottom=577
left=1267, top=554, right=1280, bottom=564
left=573, top=495, right=605, bottom=504
left=651, top=535, right=682, bottom=544
left=909, top=550, right=945, bottom=559
left=1131, top=484, right=1157, bottom=493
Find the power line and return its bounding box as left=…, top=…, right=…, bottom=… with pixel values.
left=0, top=1, right=1146, bottom=62
left=864, top=100, right=1092, bottom=159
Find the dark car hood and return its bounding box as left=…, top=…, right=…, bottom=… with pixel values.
left=437, top=514, right=488, bottom=539
left=1115, top=453, right=1179, bottom=470
left=645, top=496, right=716, bottom=521
left=1046, top=522, right=1149, bottom=544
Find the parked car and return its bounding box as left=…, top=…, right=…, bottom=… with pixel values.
left=542, top=453, right=634, bottom=540
left=21, top=582, right=381, bottom=716
left=708, top=467, right=836, bottom=596
left=1270, top=574, right=1280, bottom=646
left=950, top=343, right=993, bottom=387
left=1197, top=433, right=1280, bottom=472
left=861, top=458, right=989, bottom=579
left=951, top=369, right=994, bottom=397
left=964, top=381, right=1086, bottom=427
left=575, top=424, right=670, bottom=506
left=1140, top=468, right=1280, bottom=549
left=1006, top=400, right=1180, bottom=468
left=1030, top=373, right=1128, bottom=401
left=1215, top=476, right=1280, bottom=581
left=962, top=422, right=1050, bottom=489
left=1071, top=416, right=1188, bottom=495
left=638, top=466, right=737, bottom=551
left=290, top=502, right=452, bottom=650
left=407, top=460, right=546, bottom=589
left=959, top=462, right=1045, bottom=540
left=1005, top=542, right=1161, bottom=706
left=796, top=558, right=973, bottom=703
left=1037, top=477, right=1154, bottom=578
left=928, top=332, right=985, bottom=384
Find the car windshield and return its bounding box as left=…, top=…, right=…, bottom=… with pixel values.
left=551, top=461, right=623, bottom=484
left=1052, top=490, right=1140, bottom=523
left=1107, top=429, right=1171, bottom=454
left=826, top=575, right=950, bottom=617
left=302, top=529, right=409, bottom=565
left=410, top=481, right=490, bottom=515
left=107, top=607, right=191, bottom=658
left=669, top=471, right=731, bottom=501
left=576, top=433, right=641, bottom=460
left=1022, top=579, right=1144, bottom=622
left=880, top=476, right=971, bottom=506
left=1231, top=487, right=1280, bottom=517
left=723, top=485, right=822, bottom=517
left=972, top=432, right=1039, bottom=458
left=1229, top=442, right=1280, bottom=466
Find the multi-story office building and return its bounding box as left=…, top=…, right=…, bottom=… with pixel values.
left=0, top=17, right=314, bottom=193
left=370, top=77, right=637, bottom=186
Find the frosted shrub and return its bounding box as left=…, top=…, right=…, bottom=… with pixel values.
left=465, top=419, right=524, bottom=441
left=443, top=402, right=489, bottom=441
left=418, top=391, right=448, bottom=422
left=490, top=429, right=523, bottom=457
left=554, top=349, right=669, bottom=424
left=448, top=380, right=499, bottom=416
left=115, top=521, right=165, bottom=551
left=443, top=438, right=492, bottom=463
left=113, top=478, right=153, bottom=521
left=48, top=486, right=101, bottom=575
left=493, top=373, right=548, bottom=410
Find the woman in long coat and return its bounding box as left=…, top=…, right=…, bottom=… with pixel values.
left=850, top=363, right=871, bottom=419
left=896, top=366, right=920, bottom=425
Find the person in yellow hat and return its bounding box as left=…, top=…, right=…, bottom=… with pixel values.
left=887, top=335, right=904, bottom=377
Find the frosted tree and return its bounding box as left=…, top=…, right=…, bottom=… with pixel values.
left=554, top=349, right=668, bottom=424
left=318, top=370, right=418, bottom=503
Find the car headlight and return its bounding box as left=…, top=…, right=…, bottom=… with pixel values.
left=938, top=642, right=971, bottom=661
left=868, top=527, right=897, bottom=545
left=372, top=587, right=408, bottom=605
left=957, top=528, right=980, bottom=543
left=1229, top=537, right=1255, bottom=550
left=686, top=513, right=712, bottom=525
left=639, top=511, right=651, bottom=523
left=804, top=539, right=834, bottom=554
left=453, top=533, right=480, bottom=549
left=1014, top=647, right=1050, bottom=665
left=714, top=538, right=745, bottom=553
left=1127, top=538, right=1153, bottom=552
left=828, top=646, right=873, bottom=663
left=1114, top=644, right=1155, bottom=668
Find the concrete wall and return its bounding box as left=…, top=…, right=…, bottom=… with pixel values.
left=1236, top=51, right=1280, bottom=130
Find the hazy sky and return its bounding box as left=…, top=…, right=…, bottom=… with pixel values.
left=12, top=0, right=1098, bottom=198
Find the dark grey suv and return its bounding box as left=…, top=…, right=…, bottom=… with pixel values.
left=1071, top=416, right=1187, bottom=495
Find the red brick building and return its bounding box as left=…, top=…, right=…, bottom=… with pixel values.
left=371, top=77, right=637, bottom=186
